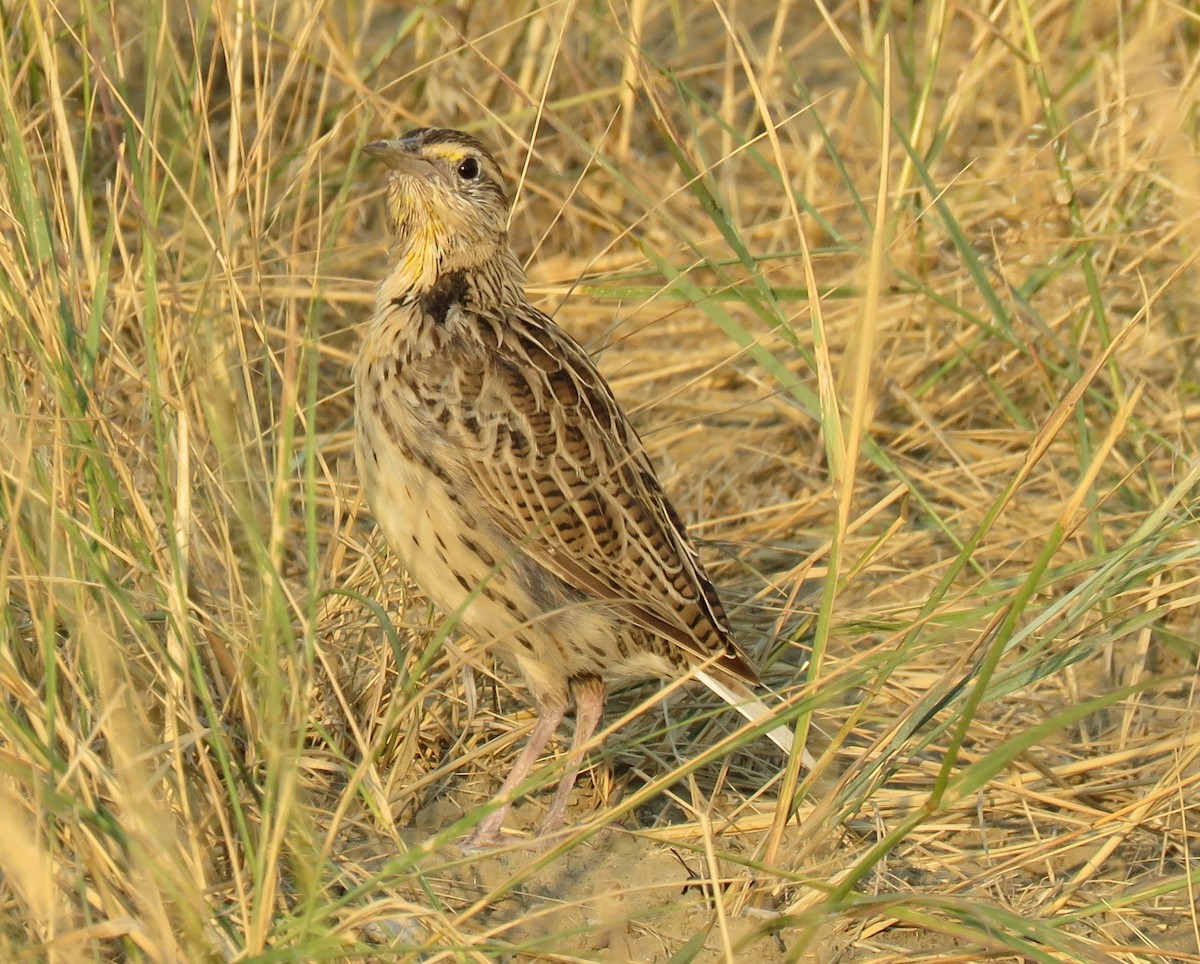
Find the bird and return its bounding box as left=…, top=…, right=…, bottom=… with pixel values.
left=354, top=127, right=800, bottom=850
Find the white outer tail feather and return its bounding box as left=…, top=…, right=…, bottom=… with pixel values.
left=696, top=670, right=816, bottom=770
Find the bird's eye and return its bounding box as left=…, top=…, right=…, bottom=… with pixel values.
left=457, top=157, right=480, bottom=180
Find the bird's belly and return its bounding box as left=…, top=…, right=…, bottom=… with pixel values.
left=357, top=434, right=507, bottom=628
left=355, top=417, right=679, bottom=703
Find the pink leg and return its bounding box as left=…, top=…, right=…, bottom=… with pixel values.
left=463, top=702, right=565, bottom=850
left=542, top=675, right=606, bottom=834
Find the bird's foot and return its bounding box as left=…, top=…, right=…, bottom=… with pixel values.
left=459, top=811, right=531, bottom=854
left=458, top=829, right=528, bottom=855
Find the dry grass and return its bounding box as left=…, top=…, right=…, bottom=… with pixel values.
left=2, top=0, right=1198, bottom=960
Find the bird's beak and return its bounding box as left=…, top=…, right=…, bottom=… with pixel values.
left=363, top=140, right=441, bottom=181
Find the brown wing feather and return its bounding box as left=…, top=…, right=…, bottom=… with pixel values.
left=408, top=302, right=758, bottom=683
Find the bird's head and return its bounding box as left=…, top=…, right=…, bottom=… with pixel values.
left=365, top=128, right=515, bottom=292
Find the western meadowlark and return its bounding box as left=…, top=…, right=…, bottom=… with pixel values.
left=355, top=128, right=798, bottom=849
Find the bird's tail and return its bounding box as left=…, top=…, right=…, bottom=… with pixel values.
left=696, top=670, right=816, bottom=769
